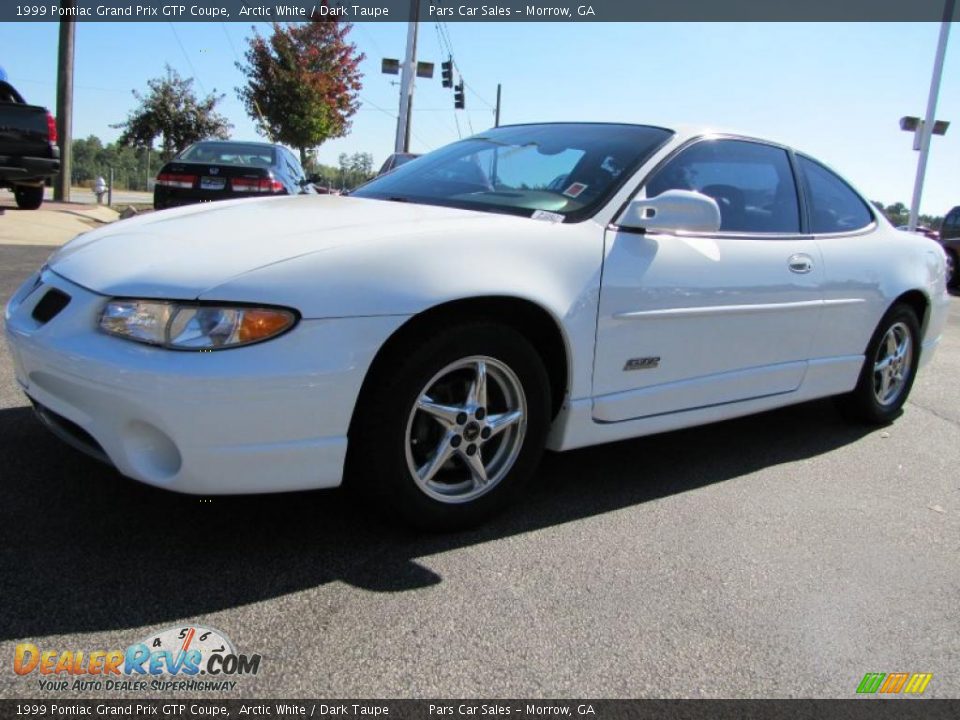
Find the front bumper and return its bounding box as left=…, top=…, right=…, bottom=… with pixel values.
left=4, top=268, right=407, bottom=494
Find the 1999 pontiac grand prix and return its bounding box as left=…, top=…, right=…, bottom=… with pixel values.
left=4, top=123, right=950, bottom=528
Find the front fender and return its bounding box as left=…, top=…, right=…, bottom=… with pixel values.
left=200, top=218, right=606, bottom=400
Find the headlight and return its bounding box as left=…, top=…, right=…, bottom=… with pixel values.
left=99, top=300, right=297, bottom=350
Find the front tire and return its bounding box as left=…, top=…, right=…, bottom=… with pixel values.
left=14, top=185, right=43, bottom=210
left=348, top=323, right=551, bottom=531
left=837, top=303, right=921, bottom=424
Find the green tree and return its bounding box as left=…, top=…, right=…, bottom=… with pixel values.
left=71, top=135, right=105, bottom=184
left=873, top=200, right=944, bottom=230
left=71, top=135, right=163, bottom=191
left=885, top=202, right=908, bottom=225
left=336, top=151, right=375, bottom=189
left=114, top=65, right=231, bottom=161
left=237, top=18, right=364, bottom=165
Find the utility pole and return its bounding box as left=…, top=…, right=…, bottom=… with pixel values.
left=908, top=0, right=954, bottom=231
left=495, top=83, right=502, bottom=127
left=54, top=0, right=75, bottom=202
left=394, top=0, right=420, bottom=154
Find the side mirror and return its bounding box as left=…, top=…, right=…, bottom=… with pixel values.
left=617, top=189, right=721, bottom=234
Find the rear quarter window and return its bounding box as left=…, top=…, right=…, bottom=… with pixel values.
left=797, top=155, right=874, bottom=234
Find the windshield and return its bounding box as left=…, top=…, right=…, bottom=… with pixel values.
left=352, top=123, right=673, bottom=221
left=179, top=142, right=276, bottom=166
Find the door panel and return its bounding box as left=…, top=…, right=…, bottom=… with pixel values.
left=795, top=154, right=889, bottom=360
left=593, top=230, right=824, bottom=422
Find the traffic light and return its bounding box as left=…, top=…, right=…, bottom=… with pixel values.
left=454, top=81, right=465, bottom=109
left=441, top=58, right=453, bottom=88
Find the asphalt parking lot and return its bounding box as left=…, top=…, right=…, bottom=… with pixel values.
left=0, top=241, right=957, bottom=699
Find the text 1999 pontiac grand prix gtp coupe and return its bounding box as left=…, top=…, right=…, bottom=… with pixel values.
left=4, top=123, right=950, bottom=528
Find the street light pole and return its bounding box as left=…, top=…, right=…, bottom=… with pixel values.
left=394, top=0, right=420, bottom=154
left=908, top=0, right=954, bottom=231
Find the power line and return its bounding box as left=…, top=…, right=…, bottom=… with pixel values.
left=439, top=21, right=496, bottom=110
left=431, top=22, right=462, bottom=140
left=461, top=78, right=496, bottom=111
left=360, top=94, right=397, bottom=120
left=14, top=77, right=129, bottom=94
left=407, top=125, right=435, bottom=152
left=220, top=22, right=243, bottom=65
left=358, top=107, right=500, bottom=113
left=433, top=21, right=451, bottom=56
left=168, top=22, right=207, bottom=94
left=360, top=94, right=434, bottom=151
left=353, top=23, right=387, bottom=61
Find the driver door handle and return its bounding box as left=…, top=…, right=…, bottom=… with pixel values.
left=788, top=254, right=814, bottom=274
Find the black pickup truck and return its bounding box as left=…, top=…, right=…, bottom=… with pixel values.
left=0, top=78, right=60, bottom=210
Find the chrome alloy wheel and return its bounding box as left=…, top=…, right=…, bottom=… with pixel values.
left=873, top=321, right=913, bottom=407
left=405, top=356, right=527, bottom=504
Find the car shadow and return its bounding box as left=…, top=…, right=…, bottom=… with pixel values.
left=0, top=396, right=875, bottom=642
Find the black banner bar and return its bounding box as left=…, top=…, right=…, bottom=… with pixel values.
left=3, top=700, right=960, bottom=720
left=1, top=0, right=960, bottom=23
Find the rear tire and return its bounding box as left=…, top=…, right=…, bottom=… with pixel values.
left=836, top=303, right=921, bottom=425
left=348, top=322, right=551, bottom=531
left=14, top=185, right=43, bottom=210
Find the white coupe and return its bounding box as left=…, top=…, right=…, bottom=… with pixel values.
left=4, top=123, right=950, bottom=528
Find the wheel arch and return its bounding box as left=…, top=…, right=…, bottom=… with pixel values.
left=348, top=296, right=572, bottom=440
left=891, top=288, right=930, bottom=335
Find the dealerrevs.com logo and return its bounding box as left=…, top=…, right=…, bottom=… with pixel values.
left=13, top=625, right=261, bottom=693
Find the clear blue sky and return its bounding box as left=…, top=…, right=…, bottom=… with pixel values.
left=1, top=21, right=957, bottom=214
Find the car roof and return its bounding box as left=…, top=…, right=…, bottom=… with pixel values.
left=191, top=140, right=285, bottom=151
left=490, top=121, right=793, bottom=149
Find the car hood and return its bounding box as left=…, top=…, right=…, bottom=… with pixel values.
left=49, top=194, right=520, bottom=299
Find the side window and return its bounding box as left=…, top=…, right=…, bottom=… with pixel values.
left=645, top=139, right=800, bottom=233
left=797, top=155, right=873, bottom=234
left=285, top=150, right=303, bottom=180
left=944, top=209, right=959, bottom=231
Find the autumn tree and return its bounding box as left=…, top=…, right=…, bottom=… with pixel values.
left=237, top=18, right=364, bottom=164
left=115, top=66, right=231, bottom=160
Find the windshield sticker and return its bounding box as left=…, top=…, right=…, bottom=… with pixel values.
left=563, top=182, right=588, bottom=199
left=530, top=210, right=564, bottom=222
left=531, top=210, right=565, bottom=223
